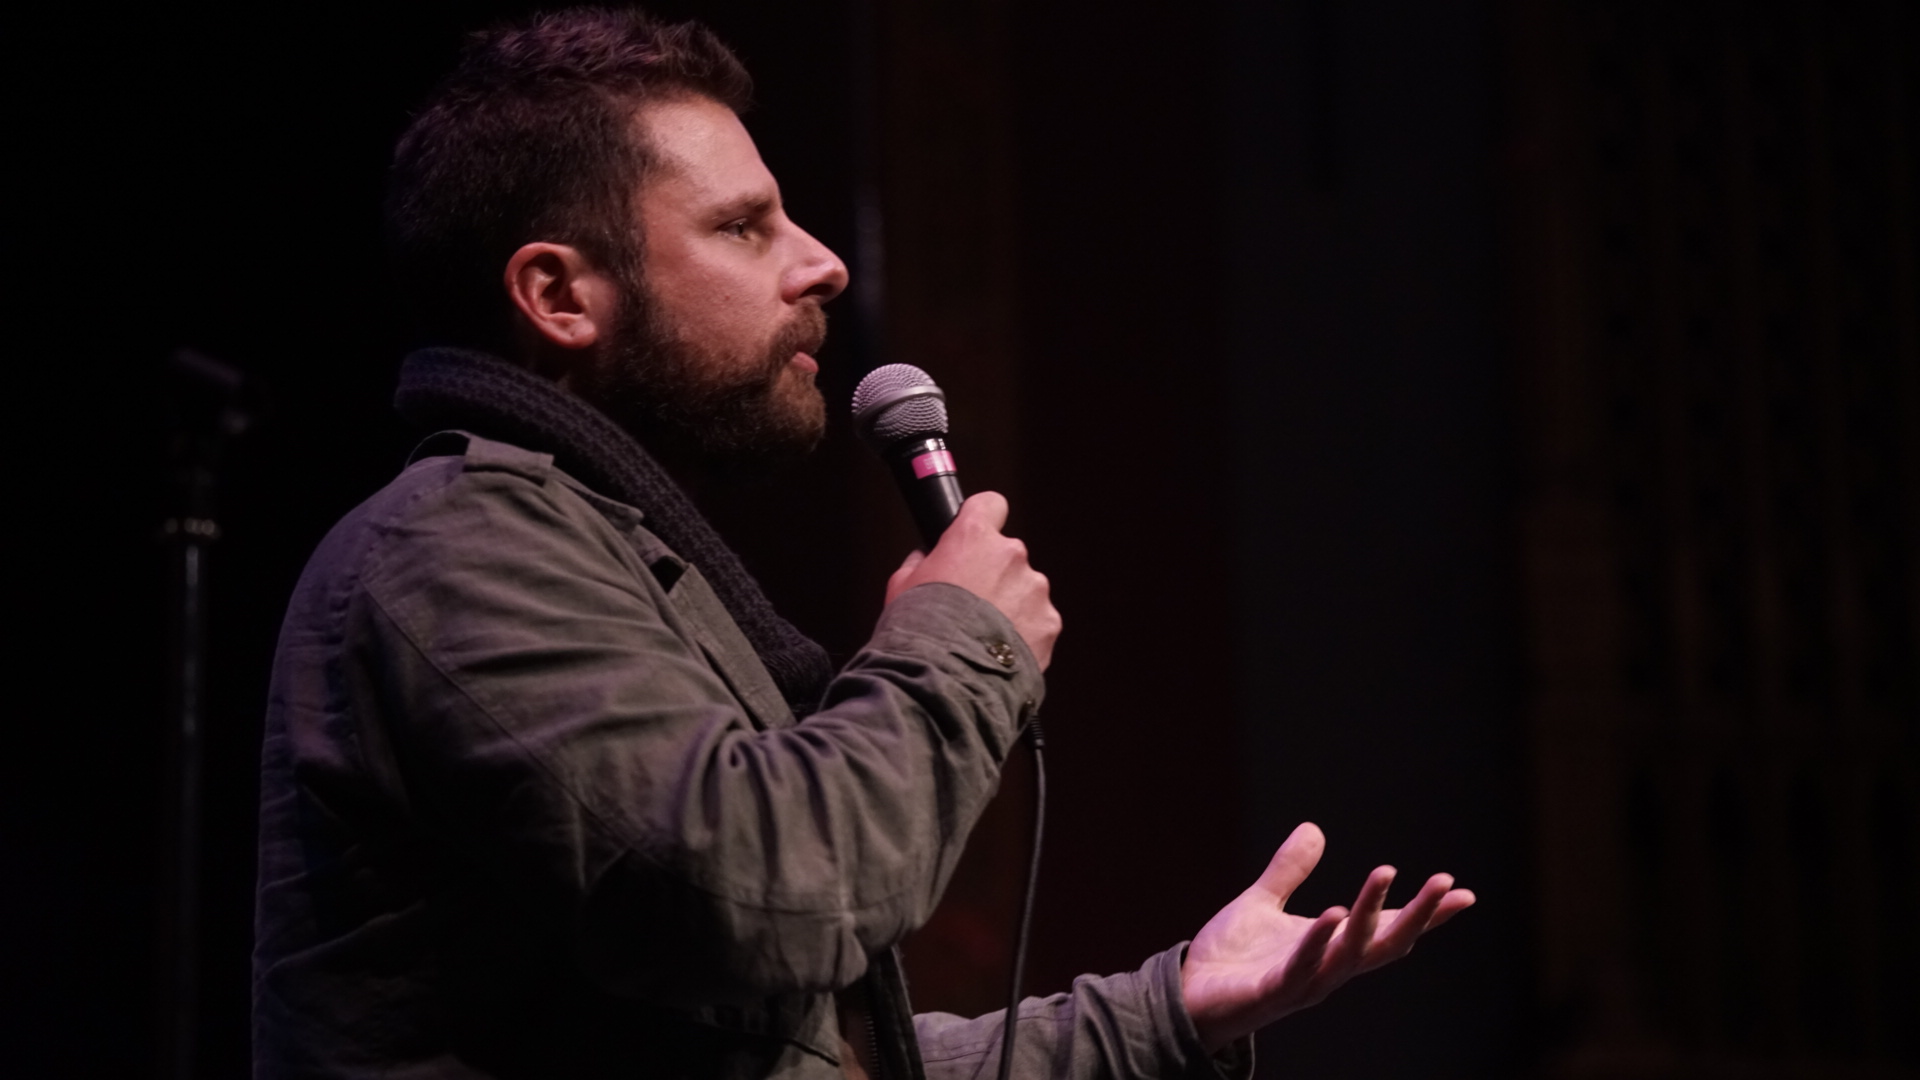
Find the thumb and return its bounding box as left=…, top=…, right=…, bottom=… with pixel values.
left=1254, top=822, right=1326, bottom=902
left=950, top=491, right=1010, bottom=535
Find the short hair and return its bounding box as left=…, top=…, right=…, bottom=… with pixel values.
left=385, top=7, right=752, bottom=352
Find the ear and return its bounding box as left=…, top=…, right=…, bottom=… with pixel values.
left=503, top=242, right=621, bottom=350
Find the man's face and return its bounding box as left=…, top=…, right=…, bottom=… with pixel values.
left=577, top=96, right=849, bottom=464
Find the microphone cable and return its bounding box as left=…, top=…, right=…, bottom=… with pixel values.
left=997, top=718, right=1045, bottom=1080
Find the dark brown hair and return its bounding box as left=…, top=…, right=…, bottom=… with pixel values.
left=385, top=8, right=752, bottom=352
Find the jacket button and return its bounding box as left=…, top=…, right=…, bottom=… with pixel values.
left=986, top=640, right=1018, bottom=668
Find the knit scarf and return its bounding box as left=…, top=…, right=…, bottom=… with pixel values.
left=393, top=346, right=834, bottom=717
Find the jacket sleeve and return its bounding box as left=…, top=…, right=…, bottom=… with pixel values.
left=352, top=458, right=1043, bottom=1005
left=913, top=946, right=1253, bottom=1080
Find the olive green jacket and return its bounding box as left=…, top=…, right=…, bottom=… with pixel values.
left=252, top=434, right=1240, bottom=1080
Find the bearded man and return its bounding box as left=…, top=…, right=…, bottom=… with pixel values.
left=251, top=9, right=1473, bottom=1079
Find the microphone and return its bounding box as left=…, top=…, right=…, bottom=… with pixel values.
left=852, top=364, right=964, bottom=548
left=857, top=366, right=1047, bottom=1080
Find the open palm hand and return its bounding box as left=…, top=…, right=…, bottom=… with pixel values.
left=1180, top=823, right=1476, bottom=1052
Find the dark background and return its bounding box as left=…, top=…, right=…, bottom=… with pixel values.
left=8, top=1, right=1915, bottom=1078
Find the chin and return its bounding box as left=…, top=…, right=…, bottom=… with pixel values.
left=779, top=382, right=827, bottom=441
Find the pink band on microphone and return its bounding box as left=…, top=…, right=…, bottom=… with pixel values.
left=911, top=449, right=957, bottom=479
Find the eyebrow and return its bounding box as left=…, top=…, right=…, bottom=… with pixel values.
left=708, top=192, right=778, bottom=222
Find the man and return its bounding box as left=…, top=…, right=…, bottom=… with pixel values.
left=252, top=9, right=1474, bottom=1079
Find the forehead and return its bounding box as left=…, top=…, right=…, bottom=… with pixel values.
left=633, top=97, right=775, bottom=208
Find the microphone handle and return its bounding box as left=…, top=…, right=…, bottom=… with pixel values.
left=886, top=436, right=965, bottom=548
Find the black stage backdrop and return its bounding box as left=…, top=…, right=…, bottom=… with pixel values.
left=12, top=1, right=1915, bottom=1078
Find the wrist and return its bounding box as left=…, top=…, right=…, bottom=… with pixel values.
left=1178, top=949, right=1232, bottom=1054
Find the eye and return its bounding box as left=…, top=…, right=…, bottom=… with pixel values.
left=720, top=218, right=752, bottom=239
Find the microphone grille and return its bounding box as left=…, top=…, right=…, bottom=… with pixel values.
left=852, top=363, right=949, bottom=444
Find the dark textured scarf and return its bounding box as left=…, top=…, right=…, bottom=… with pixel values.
left=393, top=346, right=834, bottom=717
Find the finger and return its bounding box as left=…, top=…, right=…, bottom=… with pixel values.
left=952, top=491, right=1009, bottom=534
left=1271, top=905, right=1346, bottom=993
left=1368, top=873, right=1455, bottom=965
left=1252, top=822, right=1326, bottom=902
left=1426, top=888, right=1476, bottom=929
left=1334, top=866, right=1394, bottom=966
left=884, top=549, right=928, bottom=605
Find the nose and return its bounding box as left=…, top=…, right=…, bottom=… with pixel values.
left=783, top=219, right=849, bottom=305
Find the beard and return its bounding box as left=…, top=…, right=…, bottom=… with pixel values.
left=574, top=278, right=829, bottom=468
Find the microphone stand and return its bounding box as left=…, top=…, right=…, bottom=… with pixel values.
left=158, top=348, right=259, bottom=1080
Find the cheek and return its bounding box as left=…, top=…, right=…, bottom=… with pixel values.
left=664, top=246, right=749, bottom=300
left=656, top=262, right=757, bottom=327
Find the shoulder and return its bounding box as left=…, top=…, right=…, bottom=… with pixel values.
left=292, top=435, right=667, bottom=624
